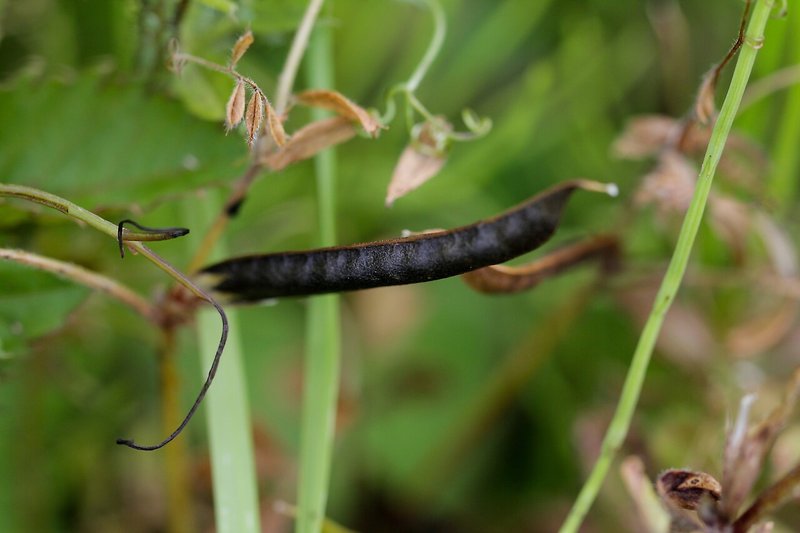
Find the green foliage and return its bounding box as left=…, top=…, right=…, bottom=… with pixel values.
left=1, top=0, right=798, bottom=531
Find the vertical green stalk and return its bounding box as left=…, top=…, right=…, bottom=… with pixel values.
left=296, top=7, right=342, bottom=533
left=559, top=2, right=774, bottom=531
left=183, top=194, right=261, bottom=533
left=767, top=4, right=800, bottom=212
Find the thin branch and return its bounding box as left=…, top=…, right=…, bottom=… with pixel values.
left=0, top=247, right=157, bottom=322
left=405, top=0, right=446, bottom=92
left=559, top=1, right=773, bottom=530
left=0, top=183, right=189, bottom=245
left=274, top=0, right=326, bottom=114
left=733, top=462, right=800, bottom=532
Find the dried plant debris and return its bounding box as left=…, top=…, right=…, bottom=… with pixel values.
left=225, top=80, right=246, bottom=132
left=295, top=89, right=384, bottom=137
left=386, top=118, right=452, bottom=206
left=621, top=456, right=671, bottom=533
left=461, top=235, right=619, bottom=294
left=657, top=470, right=722, bottom=512
left=634, top=150, right=697, bottom=214
left=259, top=116, right=358, bottom=172
left=245, top=90, right=264, bottom=147
left=230, top=30, right=254, bottom=68
left=646, top=369, right=800, bottom=532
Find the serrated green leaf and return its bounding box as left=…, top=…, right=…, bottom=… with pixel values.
left=0, top=72, right=245, bottom=210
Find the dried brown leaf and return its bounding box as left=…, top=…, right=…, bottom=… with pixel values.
left=225, top=80, right=246, bottom=132
left=296, top=89, right=384, bottom=137
left=245, top=90, right=264, bottom=147
left=461, top=235, right=619, bottom=294
left=656, top=469, right=722, bottom=511
left=230, top=30, right=254, bottom=67
left=612, top=115, right=680, bottom=159
left=385, top=145, right=446, bottom=206
left=721, top=369, right=800, bottom=517
left=635, top=151, right=697, bottom=214
left=261, top=116, right=357, bottom=171
left=695, top=68, right=718, bottom=124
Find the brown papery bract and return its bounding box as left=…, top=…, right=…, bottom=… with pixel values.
left=225, top=80, right=246, bottom=132
left=230, top=30, right=254, bottom=67
left=267, top=104, right=287, bottom=147
left=260, top=116, right=357, bottom=171
left=245, top=91, right=263, bottom=148
left=296, top=89, right=384, bottom=137
left=385, top=145, right=446, bottom=207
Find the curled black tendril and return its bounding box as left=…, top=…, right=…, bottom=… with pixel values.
left=116, top=282, right=229, bottom=451
left=117, top=219, right=190, bottom=259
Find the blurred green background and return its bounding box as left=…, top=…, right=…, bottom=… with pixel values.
left=1, top=0, right=799, bottom=531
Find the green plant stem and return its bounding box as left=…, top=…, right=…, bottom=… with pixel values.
left=558, top=2, right=774, bottom=532
left=405, top=0, right=445, bottom=92
left=296, top=10, right=342, bottom=533
left=182, top=194, right=261, bottom=533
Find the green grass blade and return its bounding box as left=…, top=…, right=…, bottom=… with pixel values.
left=559, top=1, right=775, bottom=531
left=296, top=12, right=343, bottom=533
left=184, top=196, right=261, bottom=533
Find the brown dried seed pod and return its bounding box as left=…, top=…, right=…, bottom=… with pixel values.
left=225, top=81, right=246, bottom=132
left=245, top=90, right=264, bottom=147
left=657, top=469, right=722, bottom=511
left=231, top=31, right=254, bottom=67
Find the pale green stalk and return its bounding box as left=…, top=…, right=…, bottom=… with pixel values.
left=296, top=7, right=342, bottom=533
left=559, top=2, right=774, bottom=531
left=182, top=195, right=261, bottom=533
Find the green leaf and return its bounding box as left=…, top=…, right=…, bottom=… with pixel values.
left=0, top=72, right=244, bottom=209
left=0, top=261, right=88, bottom=355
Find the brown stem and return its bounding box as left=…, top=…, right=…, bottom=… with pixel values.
left=160, top=326, right=196, bottom=533
left=733, top=461, right=800, bottom=532
left=0, top=248, right=158, bottom=322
